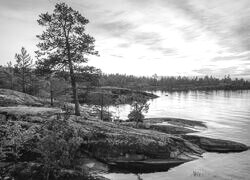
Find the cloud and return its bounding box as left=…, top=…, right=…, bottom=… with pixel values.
left=166, top=0, right=206, bottom=23
left=117, top=43, right=131, bottom=48
left=236, top=68, right=250, bottom=77
left=133, top=32, right=163, bottom=46
left=235, top=17, right=250, bottom=51
left=243, top=62, right=250, bottom=66
left=193, top=66, right=239, bottom=76
left=152, top=47, right=177, bottom=56
left=111, top=54, right=123, bottom=58
left=95, top=20, right=136, bottom=37
left=212, top=52, right=250, bottom=62
left=131, top=31, right=177, bottom=55
left=95, top=18, right=178, bottom=56
left=0, top=0, right=48, bottom=10
left=144, top=0, right=250, bottom=54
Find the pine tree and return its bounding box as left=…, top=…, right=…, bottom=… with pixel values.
left=36, top=3, right=98, bottom=116
left=14, top=47, right=33, bottom=93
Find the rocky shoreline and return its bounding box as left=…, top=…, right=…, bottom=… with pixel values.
left=0, top=89, right=248, bottom=179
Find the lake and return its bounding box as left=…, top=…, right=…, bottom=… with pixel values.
left=103, top=90, right=250, bottom=180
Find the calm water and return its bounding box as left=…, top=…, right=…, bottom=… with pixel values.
left=103, top=90, right=250, bottom=180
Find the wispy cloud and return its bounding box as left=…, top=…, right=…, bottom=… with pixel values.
left=117, top=43, right=131, bottom=48
left=194, top=66, right=239, bottom=76
left=95, top=20, right=136, bottom=37
left=212, top=52, right=250, bottom=62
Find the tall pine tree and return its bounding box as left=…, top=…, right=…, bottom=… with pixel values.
left=36, top=3, right=98, bottom=116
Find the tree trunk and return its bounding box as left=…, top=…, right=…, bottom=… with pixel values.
left=69, top=66, right=80, bottom=116
left=50, top=91, right=54, bottom=106
left=50, top=79, right=54, bottom=107
left=65, top=29, right=80, bottom=116
left=67, top=54, right=80, bottom=116
left=22, top=69, right=25, bottom=93
left=10, top=75, right=13, bottom=90
left=100, top=93, right=103, bottom=120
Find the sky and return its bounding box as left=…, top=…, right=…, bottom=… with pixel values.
left=0, top=0, right=250, bottom=79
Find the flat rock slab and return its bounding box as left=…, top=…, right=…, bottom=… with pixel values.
left=0, top=106, right=62, bottom=117
left=182, top=135, right=248, bottom=153
left=123, top=117, right=206, bottom=135
left=148, top=124, right=197, bottom=134
left=0, top=89, right=45, bottom=107
left=76, top=118, right=204, bottom=163
left=144, top=118, right=207, bottom=128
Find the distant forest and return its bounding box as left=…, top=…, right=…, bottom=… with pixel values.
left=99, top=73, right=250, bottom=91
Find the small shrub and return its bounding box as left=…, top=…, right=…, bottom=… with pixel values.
left=128, top=94, right=149, bottom=126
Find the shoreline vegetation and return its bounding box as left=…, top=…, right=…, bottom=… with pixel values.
left=0, top=89, right=248, bottom=180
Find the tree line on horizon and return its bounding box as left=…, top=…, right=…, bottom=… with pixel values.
left=99, top=73, right=250, bottom=91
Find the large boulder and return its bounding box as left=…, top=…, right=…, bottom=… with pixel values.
left=0, top=89, right=45, bottom=107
